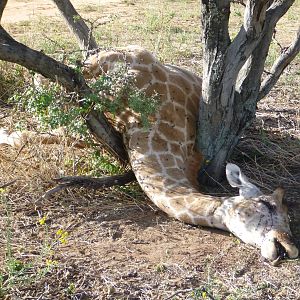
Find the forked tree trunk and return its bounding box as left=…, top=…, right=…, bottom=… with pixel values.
left=197, top=0, right=300, bottom=184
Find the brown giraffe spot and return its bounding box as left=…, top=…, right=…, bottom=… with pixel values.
left=186, top=94, right=200, bottom=117
left=170, top=143, right=182, bottom=156
left=142, top=154, right=161, bottom=169
left=158, top=122, right=185, bottom=142
left=164, top=178, right=179, bottom=188
left=159, top=103, right=186, bottom=128
left=193, top=82, right=202, bottom=96
left=150, top=174, right=166, bottom=188
left=152, top=64, right=167, bottom=82
left=166, top=167, right=185, bottom=179
left=159, top=154, right=176, bottom=168
left=186, top=117, right=197, bottom=140
left=129, top=130, right=149, bottom=150
left=168, top=83, right=187, bottom=106
left=145, top=82, right=167, bottom=98
left=169, top=74, right=192, bottom=94
left=151, top=133, right=169, bottom=152
left=168, top=199, right=185, bottom=212
left=177, top=213, right=196, bottom=224
left=169, top=65, right=201, bottom=85
left=133, top=69, right=153, bottom=89
left=185, top=151, right=203, bottom=187
left=134, top=49, right=156, bottom=65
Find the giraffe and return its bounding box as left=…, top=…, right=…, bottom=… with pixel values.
left=83, top=45, right=298, bottom=263
left=1, top=45, right=298, bottom=263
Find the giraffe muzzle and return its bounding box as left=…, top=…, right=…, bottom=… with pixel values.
left=261, top=230, right=299, bottom=265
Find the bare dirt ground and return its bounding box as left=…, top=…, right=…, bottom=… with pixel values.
left=2, top=0, right=121, bottom=24
left=0, top=1, right=300, bottom=299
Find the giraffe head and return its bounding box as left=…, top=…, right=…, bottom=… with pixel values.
left=224, top=163, right=298, bottom=262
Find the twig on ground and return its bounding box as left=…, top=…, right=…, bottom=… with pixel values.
left=0, top=179, right=17, bottom=189
left=165, top=288, right=193, bottom=300
left=42, top=170, right=136, bottom=199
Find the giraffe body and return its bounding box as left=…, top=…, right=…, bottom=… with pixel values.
left=84, top=46, right=298, bottom=262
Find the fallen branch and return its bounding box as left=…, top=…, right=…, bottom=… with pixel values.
left=42, top=170, right=136, bottom=198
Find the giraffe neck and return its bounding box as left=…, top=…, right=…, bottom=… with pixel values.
left=85, top=46, right=230, bottom=230
left=127, top=126, right=229, bottom=230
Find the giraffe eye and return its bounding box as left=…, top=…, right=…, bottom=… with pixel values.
left=259, top=199, right=276, bottom=212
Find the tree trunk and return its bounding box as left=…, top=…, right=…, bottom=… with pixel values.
left=197, top=0, right=298, bottom=185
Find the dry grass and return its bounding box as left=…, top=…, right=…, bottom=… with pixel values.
left=0, top=0, right=300, bottom=299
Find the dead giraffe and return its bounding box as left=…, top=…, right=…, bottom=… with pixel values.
left=84, top=45, right=298, bottom=263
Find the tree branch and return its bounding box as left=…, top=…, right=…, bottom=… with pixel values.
left=43, top=170, right=136, bottom=198
left=235, top=0, right=295, bottom=104
left=266, top=0, right=295, bottom=28
left=0, top=25, right=128, bottom=163
left=258, top=28, right=300, bottom=100
left=51, top=0, right=98, bottom=56
left=0, top=0, right=8, bottom=22
left=223, top=0, right=269, bottom=94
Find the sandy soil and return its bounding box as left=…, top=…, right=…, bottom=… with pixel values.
left=2, top=0, right=120, bottom=24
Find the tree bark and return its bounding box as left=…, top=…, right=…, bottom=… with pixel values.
left=51, top=0, right=98, bottom=57
left=0, top=25, right=128, bottom=163
left=197, top=0, right=297, bottom=185
left=0, top=0, right=8, bottom=22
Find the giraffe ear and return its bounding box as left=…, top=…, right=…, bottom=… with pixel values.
left=272, top=187, right=285, bottom=205
left=226, top=163, right=262, bottom=198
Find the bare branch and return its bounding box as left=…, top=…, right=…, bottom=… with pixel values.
left=266, top=0, right=295, bottom=28
left=43, top=170, right=136, bottom=198
left=259, top=28, right=300, bottom=100
left=51, top=0, right=98, bottom=56
left=0, top=0, right=8, bottom=22
left=235, top=0, right=295, bottom=103
left=0, top=25, right=128, bottom=163
left=0, top=26, right=84, bottom=89
left=224, top=0, right=269, bottom=88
